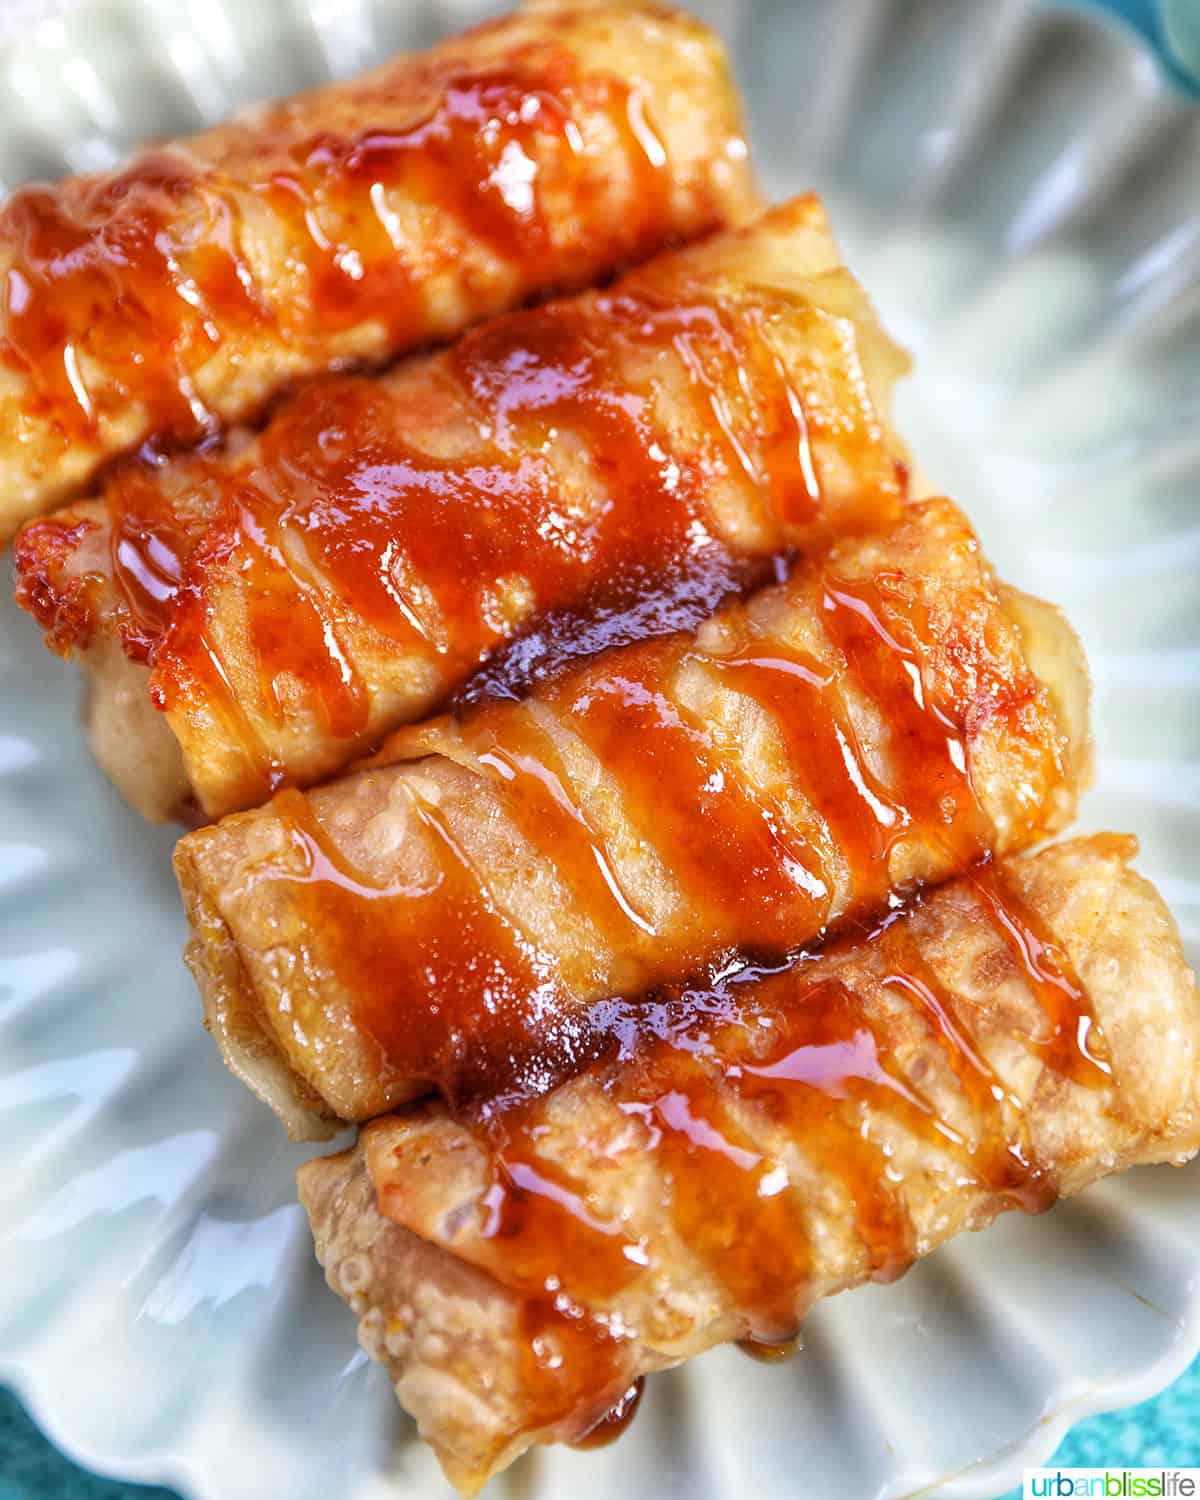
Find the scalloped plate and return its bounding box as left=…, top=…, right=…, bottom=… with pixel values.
left=2, top=3, right=1199, bottom=1498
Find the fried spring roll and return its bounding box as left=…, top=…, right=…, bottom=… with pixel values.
left=174, top=496, right=1091, bottom=1139
left=16, top=196, right=910, bottom=823
left=297, top=835, right=1200, bottom=1494
left=0, top=1, right=759, bottom=540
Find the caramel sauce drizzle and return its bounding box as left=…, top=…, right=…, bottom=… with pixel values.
left=262, top=522, right=1067, bottom=1118
left=469, top=1108, right=645, bottom=1441
left=559, top=641, right=832, bottom=959
left=969, top=863, right=1112, bottom=1088
left=433, top=866, right=1109, bottom=1445
left=267, top=787, right=572, bottom=1106
left=818, top=575, right=988, bottom=875
left=0, top=53, right=679, bottom=452
left=467, top=708, right=658, bottom=957
left=1, top=151, right=239, bottom=446
left=69, top=275, right=865, bottom=809
left=569, top=1377, right=645, bottom=1450
left=737, top=1333, right=801, bottom=1363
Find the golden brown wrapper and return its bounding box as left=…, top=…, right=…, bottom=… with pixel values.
left=298, top=835, right=1200, bottom=1494
left=176, top=496, right=1090, bottom=1139
left=17, top=197, right=909, bottom=822
left=0, top=0, right=759, bottom=538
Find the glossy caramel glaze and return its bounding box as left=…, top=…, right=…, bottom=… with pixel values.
left=175, top=496, right=1084, bottom=1133
left=269, top=783, right=569, bottom=1104
left=3, top=150, right=242, bottom=452
left=569, top=1377, right=644, bottom=1450
left=737, top=1333, right=802, bottom=1362
left=151, top=287, right=839, bottom=735
left=311, top=536, right=1060, bottom=1105
left=300, top=837, right=1200, bottom=1492
left=0, top=3, right=759, bottom=535
left=365, top=856, right=1113, bottom=1452
left=20, top=198, right=910, bottom=819
left=2, top=75, right=659, bottom=445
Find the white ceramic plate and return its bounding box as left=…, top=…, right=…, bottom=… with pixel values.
left=1, top=3, right=1199, bottom=1498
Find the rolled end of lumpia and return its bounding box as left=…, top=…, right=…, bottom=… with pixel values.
left=298, top=834, right=1200, bottom=1493
left=178, top=496, right=1091, bottom=1140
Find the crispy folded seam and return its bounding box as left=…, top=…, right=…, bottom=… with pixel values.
left=0, top=0, right=760, bottom=539
left=16, top=195, right=911, bottom=822
left=297, top=835, right=1200, bottom=1494
left=175, top=496, right=1091, bottom=1139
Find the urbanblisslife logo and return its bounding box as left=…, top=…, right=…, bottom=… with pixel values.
left=1025, top=1472, right=1200, bottom=1498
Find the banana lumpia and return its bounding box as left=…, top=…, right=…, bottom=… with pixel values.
left=0, top=0, right=758, bottom=539
left=16, top=196, right=910, bottom=821
left=175, top=496, right=1091, bottom=1138
left=298, top=834, right=1200, bottom=1494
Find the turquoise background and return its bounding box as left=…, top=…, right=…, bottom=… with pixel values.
left=1, top=1, right=1197, bottom=1496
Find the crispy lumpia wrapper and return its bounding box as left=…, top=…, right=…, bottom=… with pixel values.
left=298, top=835, right=1200, bottom=1494
left=176, top=496, right=1091, bottom=1138
left=0, top=1, right=759, bottom=539
left=17, top=195, right=910, bottom=821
